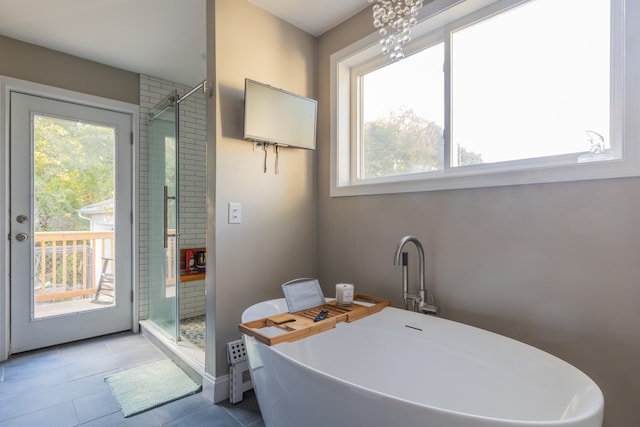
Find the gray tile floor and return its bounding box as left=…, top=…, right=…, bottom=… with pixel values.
left=0, top=332, right=264, bottom=426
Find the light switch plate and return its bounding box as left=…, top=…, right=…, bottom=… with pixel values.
left=228, top=202, right=242, bottom=224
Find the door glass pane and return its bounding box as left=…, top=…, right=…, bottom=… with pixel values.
left=147, top=91, right=179, bottom=341
left=360, top=42, right=445, bottom=179
left=451, top=0, right=611, bottom=166
left=33, top=114, right=116, bottom=318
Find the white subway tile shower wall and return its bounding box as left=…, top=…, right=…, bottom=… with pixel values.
left=138, top=75, right=207, bottom=321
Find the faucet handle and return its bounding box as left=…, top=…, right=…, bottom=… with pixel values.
left=420, top=304, right=438, bottom=315
left=419, top=294, right=438, bottom=315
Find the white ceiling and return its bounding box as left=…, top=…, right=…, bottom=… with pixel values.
left=248, top=0, right=369, bottom=37
left=0, top=0, right=369, bottom=87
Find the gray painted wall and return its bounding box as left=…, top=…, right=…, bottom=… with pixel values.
left=0, top=35, right=139, bottom=104
left=206, top=0, right=317, bottom=376
left=317, top=7, right=639, bottom=427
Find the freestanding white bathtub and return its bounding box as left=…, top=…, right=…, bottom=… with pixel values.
left=241, top=299, right=604, bottom=427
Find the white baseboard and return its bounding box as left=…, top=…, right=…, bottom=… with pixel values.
left=203, top=371, right=229, bottom=403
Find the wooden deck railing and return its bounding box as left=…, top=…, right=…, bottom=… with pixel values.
left=34, top=231, right=114, bottom=303
left=34, top=231, right=178, bottom=303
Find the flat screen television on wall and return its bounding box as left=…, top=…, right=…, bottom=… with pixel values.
left=243, top=79, right=317, bottom=150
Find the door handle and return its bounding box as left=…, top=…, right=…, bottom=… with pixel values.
left=16, top=232, right=29, bottom=242
left=163, top=186, right=177, bottom=249
left=164, top=185, right=168, bottom=249
left=16, top=214, right=28, bottom=223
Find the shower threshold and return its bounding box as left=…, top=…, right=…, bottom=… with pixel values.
left=140, top=319, right=205, bottom=384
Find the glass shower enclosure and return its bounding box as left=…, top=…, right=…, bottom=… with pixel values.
left=147, top=91, right=180, bottom=341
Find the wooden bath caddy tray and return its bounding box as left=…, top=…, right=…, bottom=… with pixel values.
left=239, top=294, right=390, bottom=346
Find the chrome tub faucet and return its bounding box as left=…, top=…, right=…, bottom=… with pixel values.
left=393, top=235, right=437, bottom=315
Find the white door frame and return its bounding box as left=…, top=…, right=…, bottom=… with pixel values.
left=0, top=76, right=140, bottom=360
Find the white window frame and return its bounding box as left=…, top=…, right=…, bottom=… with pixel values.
left=330, top=0, right=638, bottom=197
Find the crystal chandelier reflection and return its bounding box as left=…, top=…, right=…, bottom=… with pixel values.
left=368, top=0, right=424, bottom=61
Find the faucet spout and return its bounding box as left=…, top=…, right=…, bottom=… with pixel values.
left=393, top=235, right=437, bottom=315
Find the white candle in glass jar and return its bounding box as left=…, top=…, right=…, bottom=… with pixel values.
left=336, top=283, right=354, bottom=306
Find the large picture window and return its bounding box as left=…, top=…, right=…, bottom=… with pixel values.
left=450, top=0, right=610, bottom=166
left=331, top=0, right=636, bottom=196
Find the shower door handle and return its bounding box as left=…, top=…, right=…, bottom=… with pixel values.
left=163, top=185, right=169, bottom=249
left=162, top=185, right=178, bottom=249
left=163, top=185, right=177, bottom=249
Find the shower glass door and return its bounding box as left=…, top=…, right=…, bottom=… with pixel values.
left=147, top=91, right=179, bottom=340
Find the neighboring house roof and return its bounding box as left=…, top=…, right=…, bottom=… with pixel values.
left=78, top=198, right=114, bottom=216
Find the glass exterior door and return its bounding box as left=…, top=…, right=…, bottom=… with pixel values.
left=10, top=92, right=133, bottom=353
left=147, top=91, right=180, bottom=341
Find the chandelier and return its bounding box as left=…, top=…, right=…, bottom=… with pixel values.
left=368, top=0, right=424, bottom=61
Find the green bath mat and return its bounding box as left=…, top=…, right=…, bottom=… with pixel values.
left=105, top=359, right=201, bottom=417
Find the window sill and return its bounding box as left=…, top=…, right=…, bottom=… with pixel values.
left=331, top=157, right=640, bottom=197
